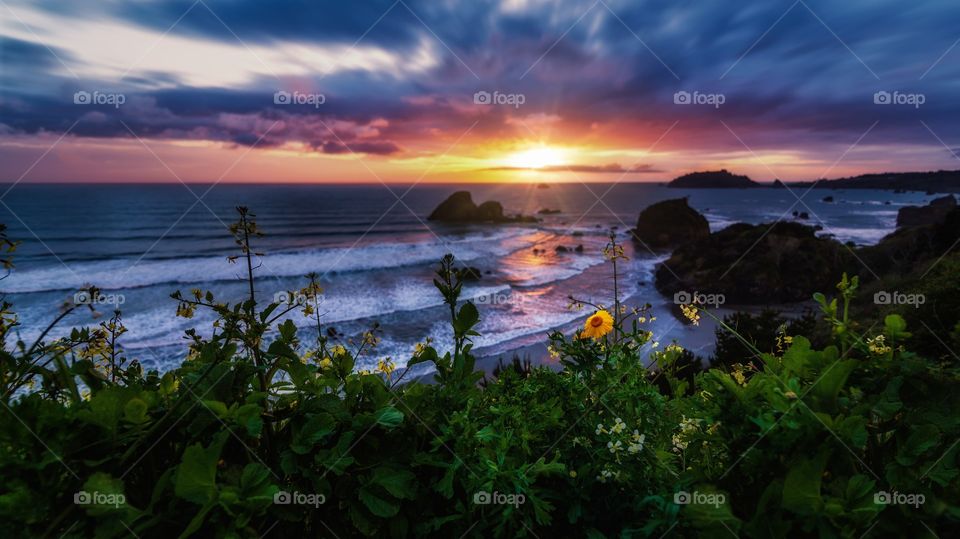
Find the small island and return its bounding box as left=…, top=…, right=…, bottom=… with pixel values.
left=428, top=191, right=537, bottom=223
left=667, top=169, right=760, bottom=189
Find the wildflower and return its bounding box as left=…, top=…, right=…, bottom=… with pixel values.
left=628, top=430, right=646, bottom=454
left=610, top=417, right=626, bottom=434
left=582, top=310, right=614, bottom=340
left=569, top=470, right=577, bottom=478
left=318, top=357, right=333, bottom=370
left=547, top=345, right=560, bottom=360
left=595, top=423, right=607, bottom=435
left=377, top=358, right=396, bottom=376
left=680, top=303, right=700, bottom=325
left=665, top=343, right=684, bottom=354
left=607, top=440, right=623, bottom=454
left=332, top=345, right=347, bottom=357
left=867, top=335, right=892, bottom=356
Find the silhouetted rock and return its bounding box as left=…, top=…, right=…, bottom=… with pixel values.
left=574, top=244, right=584, bottom=253
left=631, top=198, right=710, bottom=249
left=896, top=195, right=957, bottom=228
left=428, top=191, right=536, bottom=223
left=822, top=196, right=834, bottom=203
left=655, top=222, right=852, bottom=304
left=555, top=245, right=569, bottom=253
left=537, top=208, right=561, bottom=215
left=668, top=169, right=759, bottom=189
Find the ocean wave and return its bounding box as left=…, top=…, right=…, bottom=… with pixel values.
left=0, top=228, right=536, bottom=294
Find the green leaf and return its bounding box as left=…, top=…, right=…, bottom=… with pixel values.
left=374, top=406, right=404, bottom=429
left=123, top=397, right=149, bottom=424
left=810, top=359, right=857, bottom=411
left=79, top=472, right=127, bottom=516
left=782, top=452, right=829, bottom=515
left=234, top=403, right=264, bottom=437
left=455, top=302, right=479, bottom=334
left=175, top=436, right=226, bottom=505
left=358, top=486, right=400, bottom=518
left=897, top=424, right=940, bottom=465
left=240, top=463, right=277, bottom=501
left=291, top=414, right=335, bottom=454
left=202, top=400, right=228, bottom=418
left=371, top=467, right=416, bottom=499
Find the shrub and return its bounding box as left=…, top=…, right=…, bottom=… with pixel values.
left=0, top=214, right=957, bottom=537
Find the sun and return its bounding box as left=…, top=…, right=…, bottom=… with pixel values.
left=504, top=147, right=568, bottom=169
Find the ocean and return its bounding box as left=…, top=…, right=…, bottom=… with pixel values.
left=0, top=182, right=935, bottom=373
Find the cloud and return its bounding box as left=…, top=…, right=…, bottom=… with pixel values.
left=484, top=163, right=661, bottom=173
left=3, top=0, right=960, bottom=179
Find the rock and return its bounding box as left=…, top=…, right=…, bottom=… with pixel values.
left=796, top=212, right=809, bottom=220
left=555, top=245, right=570, bottom=253
left=475, top=200, right=505, bottom=221
left=630, top=198, right=710, bottom=249
left=822, top=196, right=834, bottom=203
left=574, top=244, right=584, bottom=253
left=667, top=169, right=760, bottom=188
left=654, top=221, right=852, bottom=304
left=428, top=191, right=536, bottom=223
left=896, top=195, right=957, bottom=228
left=572, top=231, right=584, bottom=237
left=537, top=208, right=562, bottom=215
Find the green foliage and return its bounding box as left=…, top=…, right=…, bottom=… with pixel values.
left=0, top=213, right=957, bottom=537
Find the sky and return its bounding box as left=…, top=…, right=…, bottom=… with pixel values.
left=1, top=0, right=959, bottom=183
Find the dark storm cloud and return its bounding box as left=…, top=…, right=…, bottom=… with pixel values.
left=2, top=0, right=960, bottom=157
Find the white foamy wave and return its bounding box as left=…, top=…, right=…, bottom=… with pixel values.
left=1, top=228, right=535, bottom=293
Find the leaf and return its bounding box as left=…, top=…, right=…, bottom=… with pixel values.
left=202, top=400, right=229, bottom=418
left=175, top=436, right=226, bottom=505
left=234, top=403, right=264, bottom=437
left=239, top=463, right=277, bottom=501
left=884, top=314, right=910, bottom=339
left=371, top=467, right=416, bottom=499
left=291, top=414, right=335, bottom=454
left=781, top=452, right=829, bottom=515
left=123, top=398, right=149, bottom=424
left=358, top=486, right=400, bottom=518
left=896, top=424, right=940, bottom=466
left=454, top=302, right=479, bottom=334
left=374, top=406, right=404, bottom=429
left=810, top=360, right=857, bottom=411
left=80, top=472, right=127, bottom=516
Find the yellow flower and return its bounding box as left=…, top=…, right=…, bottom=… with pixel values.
left=318, top=357, right=333, bottom=370
left=377, top=358, right=396, bottom=375
left=680, top=304, right=700, bottom=326
left=582, top=310, right=614, bottom=340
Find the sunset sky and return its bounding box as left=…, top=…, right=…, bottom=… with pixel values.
left=2, top=0, right=959, bottom=183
